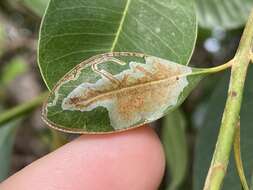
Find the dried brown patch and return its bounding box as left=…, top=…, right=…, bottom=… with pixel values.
left=62, top=57, right=191, bottom=128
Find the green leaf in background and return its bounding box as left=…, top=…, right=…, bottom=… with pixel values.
left=251, top=173, right=253, bottom=190
left=161, top=109, right=188, bottom=190
left=38, top=0, right=197, bottom=90
left=1, top=57, right=28, bottom=86
left=193, top=67, right=253, bottom=190
left=20, top=0, right=49, bottom=16
left=0, top=57, right=28, bottom=100
left=42, top=52, right=212, bottom=133
left=196, top=0, right=253, bottom=30
left=0, top=120, right=19, bottom=182
left=0, top=22, right=7, bottom=56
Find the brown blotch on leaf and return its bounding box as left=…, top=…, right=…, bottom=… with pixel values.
left=63, top=60, right=189, bottom=124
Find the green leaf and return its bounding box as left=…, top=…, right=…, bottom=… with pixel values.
left=250, top=172, right=253, bottom=190
left=42, top=52, right=209, bottom=133
left=196, top=0, right=253, bottom=30
left=1, top=57, right=28, bottom=86
left=38, top=0, right=197, bottom=90
left=0, top=22, right=7, bottom=56
left=161, top=109, right=188, bottom=190
left=0, top=120, right=19, bottom=182
left=21, top=0, right=49, bottom=16
left=193, top=67, right=253, bottom=190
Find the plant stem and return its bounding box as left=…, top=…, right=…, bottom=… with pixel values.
left=0, top=92, right=48, bottom=126
left=234, top=120, right=249, bottom=190
left=203, top=9, right=253, bottom=190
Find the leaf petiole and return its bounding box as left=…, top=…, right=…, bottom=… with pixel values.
left=202, top=60, right=234, bottom=73
left=182, top=59, right=234, bottom=78
left=234, top=120, right=249, bottom=190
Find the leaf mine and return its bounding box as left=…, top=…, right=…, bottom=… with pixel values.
left=43, top=52, right=193, bottom=133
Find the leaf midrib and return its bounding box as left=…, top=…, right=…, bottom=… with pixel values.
left=75, top=72, right=192, bottom=107
left=110, top=0, right=132, bottom=52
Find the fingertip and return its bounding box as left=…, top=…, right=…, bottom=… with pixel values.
left=1, top=126, right=165, bottom=190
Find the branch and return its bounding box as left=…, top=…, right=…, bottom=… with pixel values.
left=0, top=92, right=48, bottom=126
left=203, top=9, right=253, bottom=190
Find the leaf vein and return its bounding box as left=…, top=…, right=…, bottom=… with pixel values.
left=110, top=0, right=132, bottom=52
left=130, top=15, right=181, bottom=62
left=139, top=0, right=184, bottom=35
left=53, top=4, right=122, bottom=15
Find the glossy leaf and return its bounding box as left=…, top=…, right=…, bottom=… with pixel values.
left=196, top=0, right=253, bottom=30
left=194, top=67, right=253, bottom=190
left=38, top=0, right=197, bottom=90
left=42, top=52, right=206, bottom=134
left=0, top=120, right=19, bottom=182
left=161, top=109, right=188, bottom=190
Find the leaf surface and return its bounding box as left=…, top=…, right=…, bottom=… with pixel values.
left=196, top=0, right=253, bottom=30
left=43, top=53, right=204, bottom=133
left=38, top=0, right=197, bottom=89
left=161, top=109, right=188, bottom=190
left=0, top=120, right=19, bottom=182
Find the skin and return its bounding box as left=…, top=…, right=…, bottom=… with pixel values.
left=0, top=126, right=165, bottom=190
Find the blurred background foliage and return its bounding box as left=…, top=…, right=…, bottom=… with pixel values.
left=0, top=0, right=252, bottom=190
